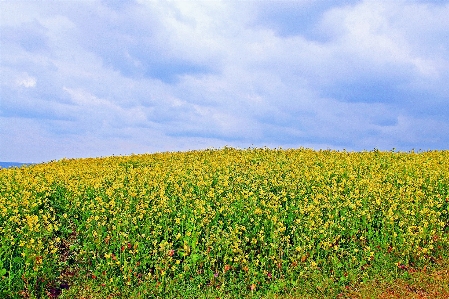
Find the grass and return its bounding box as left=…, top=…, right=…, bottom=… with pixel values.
left=342, top=257, right=449, bottom=298
left=1, top=147, right=448, bottom=298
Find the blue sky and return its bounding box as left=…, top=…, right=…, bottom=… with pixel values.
left=1, top=0, right=448, bottom=163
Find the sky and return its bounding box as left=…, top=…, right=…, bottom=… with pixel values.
left=1, top=0, right=449, bottom=163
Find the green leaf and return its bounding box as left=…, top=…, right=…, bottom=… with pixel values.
left=13, top=257, right=22, bottom=264
left=191, top=254, right=200, bottom=264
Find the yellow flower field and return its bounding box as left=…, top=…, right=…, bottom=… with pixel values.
left=1, top=148, right=448, bottom=298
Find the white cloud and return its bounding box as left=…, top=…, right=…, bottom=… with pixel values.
left=16, top=73, right=37, bottom=88
left=318, top=0, right=449, bottom=78
left=1, top=0, right=448, bottom=162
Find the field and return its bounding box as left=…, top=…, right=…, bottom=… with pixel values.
left=1, top=147, right=449, bottom=298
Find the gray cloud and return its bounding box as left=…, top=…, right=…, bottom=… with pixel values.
left=1, top=0, right=448, bottom=162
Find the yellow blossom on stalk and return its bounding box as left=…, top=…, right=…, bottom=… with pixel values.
left=1, top=147, right=449, bottom=296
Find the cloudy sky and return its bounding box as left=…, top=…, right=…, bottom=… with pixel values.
left=1, top=0, right=448, bottom=163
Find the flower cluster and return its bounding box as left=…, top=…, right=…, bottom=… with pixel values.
left=1, top=148, right=448, bottom=297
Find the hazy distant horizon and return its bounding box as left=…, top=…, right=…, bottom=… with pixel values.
left=0, top=162, right=35, bottom=168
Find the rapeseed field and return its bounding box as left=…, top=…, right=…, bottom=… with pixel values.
left=1, top=147, right=448, bottom=298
